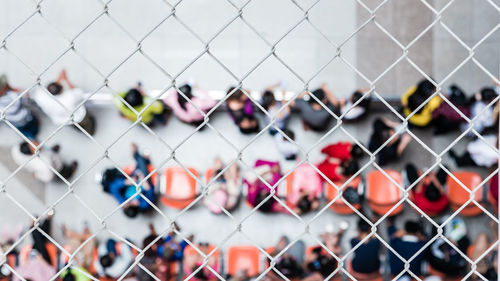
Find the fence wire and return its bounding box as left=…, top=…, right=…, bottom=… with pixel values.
left=0, top=0, right=499, bottom=281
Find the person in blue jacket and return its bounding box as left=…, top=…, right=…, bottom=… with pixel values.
left=387, top=218, right=427, bottom=279
left=102, top=143, right=156, bottom=218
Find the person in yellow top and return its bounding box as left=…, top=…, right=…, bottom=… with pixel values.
left=114, top=83, right=170, bottom=126
left=401, top=79, right=442, bottom=127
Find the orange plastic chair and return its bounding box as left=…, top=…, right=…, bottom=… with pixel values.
left=226, top=246, right=261, bottom=277
left=447, top=172, right=483, bottom=216
left=123, top=164, right=158, bottom=186
left=161, top=167, right=199, bottom=209
left=366, top=170, right=404, bottom=216
left=325, top=177, right=362, bottom=214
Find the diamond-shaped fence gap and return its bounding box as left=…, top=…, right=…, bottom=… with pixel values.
left=105, top=0, right=171, bottom=41
left=72, top=15, right=138, bottom=76
left=0, top=48, right=36, bottom=88
left=241, top=0, right=304, bottom=44
left=2, top=15, right=70, bottom=76
left=174, top=0, right=242, bottom=43
left=349, top=22, right=404, bottom=94
left=39, top=0, right=104, bottom=40
left=106, top=53, right=174, bottom=97
left=0, top=0, right=38, bottom=37
left=305, top=0, right=363, bottom=44
left=272, top=22, right=336, bottom=82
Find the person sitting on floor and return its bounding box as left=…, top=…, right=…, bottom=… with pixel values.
left=115, top=82, right=171, bottom=127
left=62, top=221, right=96, bottom=271
left=349, top=218, right=381, bottom=277
left=404, top=163, right=449, bottom=215
left=0, top=74, right=39, bottom=139
left=183, top=242, right=220, bottom=281
left=460, top=87, right=498, bottom=135
left=427, top=216, right=470, bottom=279
left=339, top=88, right=372, bottom=122
left=164, top=83, right=216, bottom=127
left=305, top=223, right=346, bottom=280
left=469, top=221, right=498, bottom=280
left=401, top=79, right=442, bottom=128
left=136, top=223, right=169, bottom=281
left=267, top=236, right=305, bottom=281
left=387, top=219, right=427, bottom=278
left=101, top=143, right=156, bottom=218
left=449, top=128, right=498, bottom=168
left=157, top=223, right=192, bottom=263
left=287, top=164, right=322, bottom=215
left=274, top=129, right=299, bottom=161
left=30, top=69, right=96, bottom=135
left=368, top=117, right=412, bottom=166
left=13, top=249, right=56, bottom=281
left=291, top=83, right=340, bottom=132
left=11, top=142, right=78, bottom=183
left=245, top=160, right=286, bottom=213
left=204, top=157, right=240, bottom=214
left=432, top=84, right=470, bottom=135
left=226, top=87, right=259, bottom=134
left=94, top=238, right=133, bottom=279
left=260, top=82, right=291, bottom=135
left=318, top=141, right=363, bottom=182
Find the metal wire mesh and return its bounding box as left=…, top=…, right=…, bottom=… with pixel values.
left=0, top=0, right=499, bottom=281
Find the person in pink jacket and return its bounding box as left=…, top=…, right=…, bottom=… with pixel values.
left=164, top=84, right=217, bottom=127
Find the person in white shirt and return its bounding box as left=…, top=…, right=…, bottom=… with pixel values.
left=11, top=142, right=78, bottom=183
left=449, top=133, right=498, bottom=167
left=340, top=88, right=371, bottom=122
left=0, top=74, right=39, bottom=139
left=274, top=129, right=299, bottom=161
left=94, top=238, right=133, bottom=279
left=31, top=70, right=95, bottom=135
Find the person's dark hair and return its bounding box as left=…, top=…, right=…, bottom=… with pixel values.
left=238, top=116, right=259, bottom=135
left=480, top=87, right=497, bottom=103
left=350, top=144, right=363, bottom=159
left=261, top=90, right=276, bottom=111
left=256, top=189, right=273, bottom=213
left=142, top=235, right=157, bottom=258
left=226, top=87, right=244, bottom=102
left=416, top=79, right=436, bottom=98
left=100, top=254, right=114, bottom=268
left=194, top=266, right=209, bottom=280
left=449, top=84, right=467, bottom=106
left=124, top=89, right=144, bottom=107
left=404, top=220, right=421, bottom=235
left=309, top=89, right=326, bottom=104
left=283, top=129, right=295, bottom=141
left=177, top=84, right=193, bottom=111
left=371, top=118, right=391, bottom=146
left=20, top=142, right=33, bottom=155
left=62, top=268, right=76, bottom=281
left=297, top=195, right=312, bottom=214
left=352, top=90, right=371, bottom=109
left=124, top=205, right=139, bottom=218
left=357, top=218, right=371, bottom=233
left=424, top=184, right=441, bottom=202
left=342, top=159, right=359, bottom=176
left=408, top=80, right=436, bottom=113
left=47, top=82, right=63, bottom=95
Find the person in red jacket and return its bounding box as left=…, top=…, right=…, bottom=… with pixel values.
left=317, top=142, right=363, bottom=182
left=405, top=163, right=449, bottom=216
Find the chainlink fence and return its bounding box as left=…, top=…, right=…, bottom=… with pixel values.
left=0, top=0, right=499, bottom=281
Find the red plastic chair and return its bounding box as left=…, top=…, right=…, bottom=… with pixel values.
left=366, top=170, right=404, bottom=216
left=226, top=246, right=261, bottom=277
left=325, top=176, right=362, bottom=214
left=123, top=164, right=158, bottom=186
left=160, top=167, right=199, bottom=209
left=447, top=171, right=483, bottom=216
